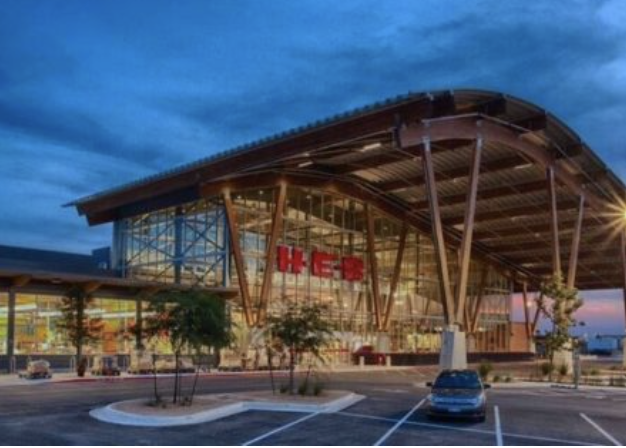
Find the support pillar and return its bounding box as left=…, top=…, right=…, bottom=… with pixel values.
left=439, top=325, right=467, bottom=370
left=547, top=167, right=562, bottom=276
left=223, top=189, right=254, bottom=327
left=257, top=183, right=287, bottom=326
left=621, top=230, right=626, bottom=367
left=365, top=204, right=383, bottom=330
left=375, top=333, right=391, bottom=353
left=173, top=206, right=184, bottom=284
left=135, top=299, right=143, bottom=351
left=6, top=289, right=15, bottom=372
left=567, top=195, right=585, bottom=289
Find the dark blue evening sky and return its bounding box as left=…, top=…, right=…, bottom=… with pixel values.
left=1, top=1, right=625, bottom=332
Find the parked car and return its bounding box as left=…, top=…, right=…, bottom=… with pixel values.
left=352, top=345, right=386, bottom=365
left=19, top=360, right=52, bottom=380
left=426, top=369, right=490, bottom=422
left=154, top=356, right=196, bottom=374
left=91, top=355, right=121, bottom=376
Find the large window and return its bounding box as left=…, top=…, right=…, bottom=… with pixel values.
left=0, top=292, right=7, bottom=355
left=113, top=185, right=512, bottom=354
left=118, top=197, right=228, bottom=286
left=13, top=294, right=136, bottom=355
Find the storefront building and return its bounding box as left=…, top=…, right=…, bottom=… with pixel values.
left=2, top=89, right=626, bottom=370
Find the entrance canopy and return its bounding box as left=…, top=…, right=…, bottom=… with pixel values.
left=68, top=89, right=626, bottom=291
left=0, top=267, right=238, bottom=299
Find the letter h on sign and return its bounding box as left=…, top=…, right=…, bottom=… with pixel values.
left=277, top=245, right=304, bottom=274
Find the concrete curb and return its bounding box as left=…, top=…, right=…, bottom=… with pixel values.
left=89, top=392, right=366, bottom=427
left=1, top=366, right=419, bottom=387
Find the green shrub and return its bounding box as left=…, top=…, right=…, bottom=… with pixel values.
left=540, top=362, right=554, bottom=377
left=297, top=381, right=309, bottom=396
left=558, top=364, right=568, bottom=377
left=478, top=360, right=493, bottom=381
left=279, top=383, right=289, bottom=394
left=313, top=382, right=324, bottom=396
left=590, top=368, right=600, bottom=376
left=493, top=375, right=501, bottom=383
left=504, top=375, right=512, bottom=383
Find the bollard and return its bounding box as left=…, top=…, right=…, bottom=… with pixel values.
left=359, top=356, right=365, bottom=369
left=386, top=355, right=392, bottom=367
left=9, top=355, right=16, bottom=374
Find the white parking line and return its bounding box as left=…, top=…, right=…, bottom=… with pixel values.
left=338, top=410, right=596, bottom=446
left=580, top=413, right=621, bottom=446
left=373, top=398, right=425, bottom=446
left=494, top=406, right=503, bottom=446
left=241, top=412, right=320, bottom=446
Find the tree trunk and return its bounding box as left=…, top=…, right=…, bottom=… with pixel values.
left=289, top=346, right=295, bottom=395
left=173, top=351, right=180, bottom=404
left=152, top=354, right=159, bottom=403
left=76, top=298, right=84, bottom=377
left=76, top=345, right=83, bottom=376
left=267, top=346, right=275, bottom=395
left=549, top=351, right=555, bottom=382
left=189, top=365, right=200, bottom=405
left=213, top=346, right=221, bottom=372
left=304, top=362, right=313, bottom=390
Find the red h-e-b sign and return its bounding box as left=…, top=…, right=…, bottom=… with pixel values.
left=276, top=245, right=364, bottom=281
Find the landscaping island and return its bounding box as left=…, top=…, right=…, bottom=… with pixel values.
left=90, top=390, right=364, bottom=427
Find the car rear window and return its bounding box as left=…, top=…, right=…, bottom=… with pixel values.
left=434, top=371, right=481, bottom=389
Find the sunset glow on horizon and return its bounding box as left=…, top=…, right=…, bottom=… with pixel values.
left=511, top=289, right=625, bottom=337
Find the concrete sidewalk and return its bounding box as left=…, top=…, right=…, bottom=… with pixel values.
left=0, top=364, right=419, bottom=387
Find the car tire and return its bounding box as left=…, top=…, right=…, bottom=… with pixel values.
left=476, top=415, right=486, bottom=423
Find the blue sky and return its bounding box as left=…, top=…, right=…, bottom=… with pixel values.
left=1, top=1, right=625, bottom=333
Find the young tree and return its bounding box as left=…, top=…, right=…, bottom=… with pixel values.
left=266, top=304, right=334, bottom=395
left=143, top=290, right=233, bottom=404
left=57, top=286, right=103, bottom=377
left=537, top=273, right=583, bottom=378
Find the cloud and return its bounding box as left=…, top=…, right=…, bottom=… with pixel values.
left=0, top=0, right=625, bottom=273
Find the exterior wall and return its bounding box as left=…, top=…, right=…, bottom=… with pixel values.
left=0, top=185, right=515, bottom=371
left=0, top=293, right=138, bottom=356
left=0, top=292, right=7, bottom=355
left=115, top=197, right=229, bottom=286
left=509, top=322, right=531, bottom=352
left=111, top=185, right=512, bottom=356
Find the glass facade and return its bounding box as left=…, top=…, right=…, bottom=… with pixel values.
left=115, top=197, right=228, bottom=286
left=0, top=292, right=7, bottom=355
left=0, top=185, right=511, bottom=361
left=11, top=294, right=136, bottom=355
left=112, top=185, right=512, bottom=355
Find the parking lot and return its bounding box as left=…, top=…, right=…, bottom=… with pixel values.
left=0, top=369, right=625, bottom=445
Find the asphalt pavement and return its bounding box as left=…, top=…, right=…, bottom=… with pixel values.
left=0, top=369, right=625, bottom=445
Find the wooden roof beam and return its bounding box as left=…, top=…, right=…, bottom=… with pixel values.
left=11, top=275, right=32, bottom=288
left=82, top=281, right=103, bottom=294
left=331, top=139, right=471, bottom=175
left=400, top=115, right=609, bottom=212
left=377, top=155, right=525, bottom=192
left=512, top=112, right=548, bottom=133
left=412, top=179, right=548, bottom=210
left=473, top=217, right=609, bottom=240
left=485, top=233, right=613, bottom=253
left=443, top=200, right=578, bottom=226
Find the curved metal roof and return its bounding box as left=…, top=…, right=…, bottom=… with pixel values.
left=69, top=89, right=626, bottom=290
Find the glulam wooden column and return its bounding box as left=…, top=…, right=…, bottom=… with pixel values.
left=421, top=137, right=454, bottom=325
